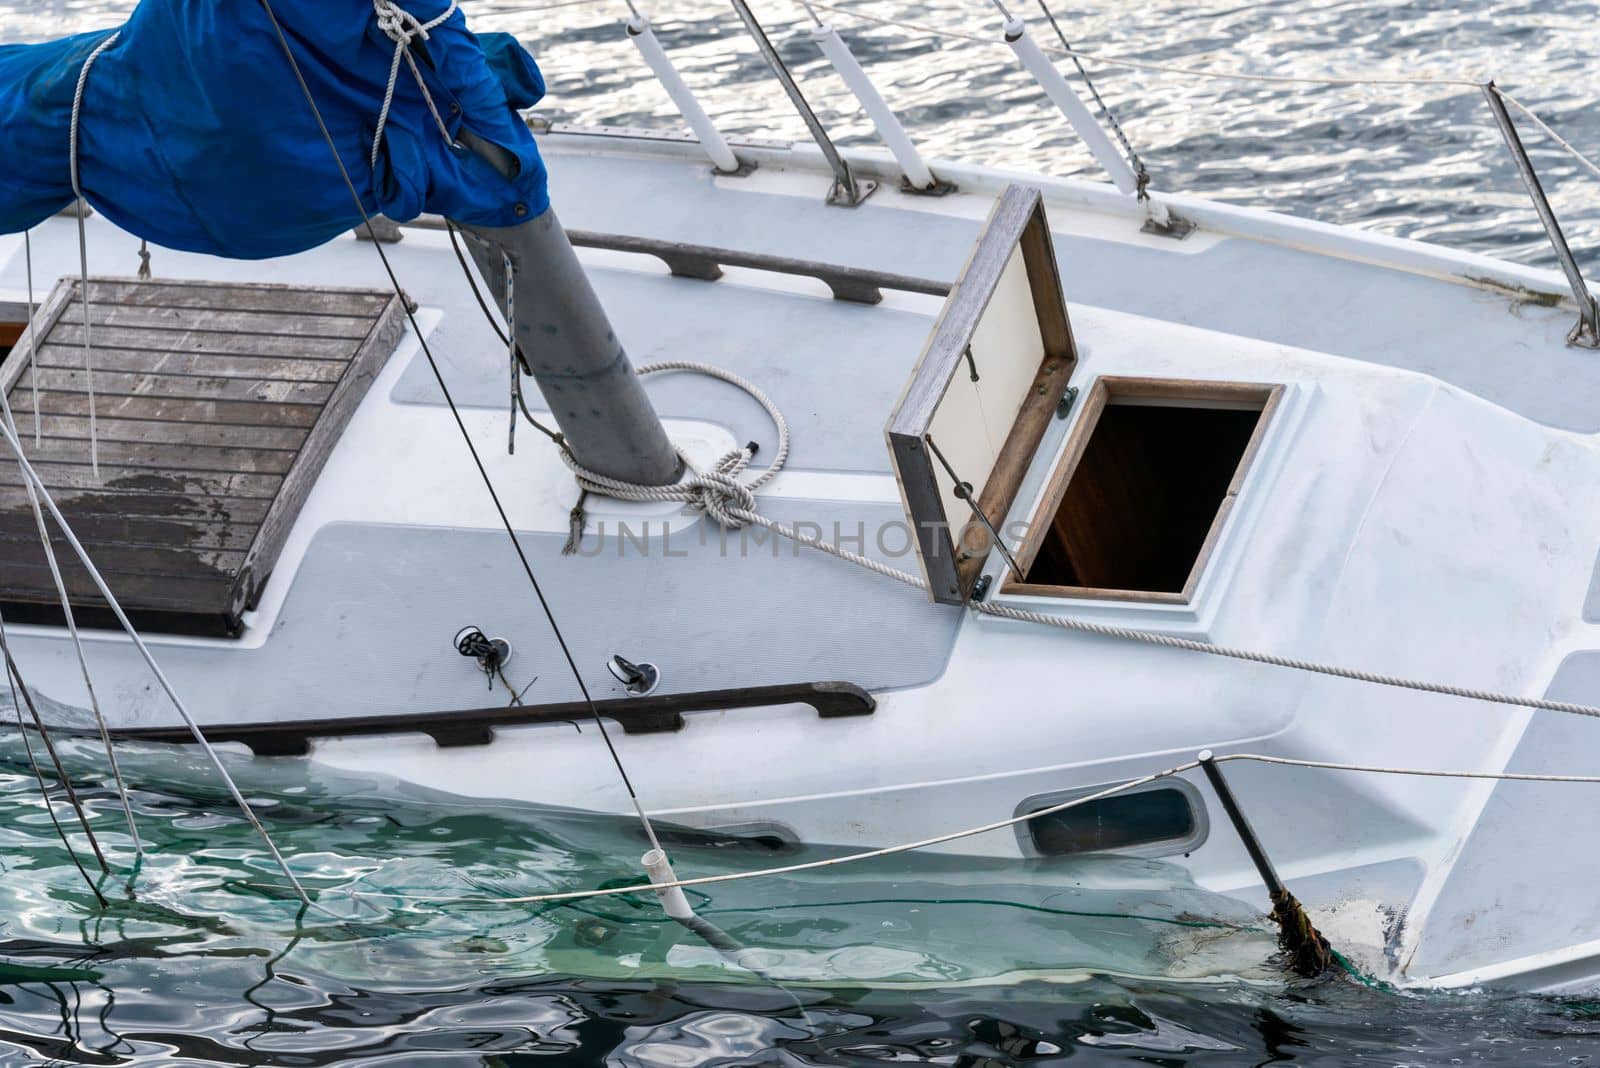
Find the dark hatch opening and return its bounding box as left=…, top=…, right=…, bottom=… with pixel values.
left=0, top=321, right=23, bottom=361
left=1013, top=379, right=1278, bottom=600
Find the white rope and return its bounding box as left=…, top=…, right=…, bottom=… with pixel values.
left=560, top=361, right=792, bottom=530
left=973, top=601, right=1600, bottom=719
left=563, top=363, right=1600, bottom=722
left=371, top=0, right=460, bottom=168
left=69, top=31, right=118, bottom=481
left=304, top=354, right=1600, bottom=910
left=0, top=408, right=313, bottom=908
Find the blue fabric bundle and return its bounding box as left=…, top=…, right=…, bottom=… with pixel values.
left=0, top=0, right=550, bottom=258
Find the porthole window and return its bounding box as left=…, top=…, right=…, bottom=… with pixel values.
left=1014, top=779, right=1208, bottom=859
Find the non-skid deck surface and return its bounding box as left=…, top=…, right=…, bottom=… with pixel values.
left=0, top=277, right=404, bottom=636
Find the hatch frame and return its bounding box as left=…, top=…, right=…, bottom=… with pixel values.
left=885, top=183, right=1078, bottom=605
left=1003, top=375, right=1284, bottom=603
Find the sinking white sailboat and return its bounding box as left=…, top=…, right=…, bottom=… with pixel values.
left=5, top=0, right=1600, bottom=994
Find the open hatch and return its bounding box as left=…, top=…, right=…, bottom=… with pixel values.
left=885, top=184, right=1077, bottom=604
left=1006, top=377, right=1280, bottom=601
left=0, top=301, right=27, bottom=360
left=887, top=184, right=1280, bottom=605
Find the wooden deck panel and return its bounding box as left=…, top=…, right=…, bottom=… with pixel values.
left=0, top=277, right=405, bottom=636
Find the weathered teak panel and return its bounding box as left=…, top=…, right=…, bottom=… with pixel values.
left=0, top=277, right=405, bottom=636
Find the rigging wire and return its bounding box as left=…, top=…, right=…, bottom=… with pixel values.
left=68, top=30, right=119, bottom=481
left=22, top=231, right=39, bottom=445
left=0, top=332, right=144, bottom=857
left=6, top=450, right=144, bottom=858
left=504, top=254, right=519, bottom=454
left=2, top=616, right=107, bottom=908
left=1024, top=0, right=1148, bottom=193
left=1494, top=86, right=1600, bottom=184
left=0, top=621, right=109, bottom=880
left=255, top=0, right=668, bottom=855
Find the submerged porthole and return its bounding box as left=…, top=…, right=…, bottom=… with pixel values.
left=639, top=821, right=801, bottom=856
left=1015, top=779, right=1208, bottom=859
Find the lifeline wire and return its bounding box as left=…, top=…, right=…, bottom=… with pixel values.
left=255, top=0, right=669, bottom=856
left=68, top=30, right=119, bottom=480
left=354, top=762, right=1199, bottom=906
left=1494, top=87, right=1600, bottom=184
left=344, top=750, right=1600, bottom=909
left=1, top=613, right=106, bottom=907
left=0, top=419, right=144, bottom=858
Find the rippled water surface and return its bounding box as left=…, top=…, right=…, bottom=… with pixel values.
left=7, top=0, right=1600, bottom=1062
left=5, top=740, right=1600, bottom=1066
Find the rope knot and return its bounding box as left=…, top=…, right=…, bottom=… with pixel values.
left=368, top=0, right=461, bottom=168
left=683, top=449, right=758, bottom=527
left=372, top=0, right=441, bottom=46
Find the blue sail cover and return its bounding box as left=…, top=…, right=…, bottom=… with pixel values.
left=0, top=1, right=549, bottom=259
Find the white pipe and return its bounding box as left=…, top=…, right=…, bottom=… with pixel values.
left=641, top=849, right=745, bottom=953
left=1003, top=17, right=1138, bottom=197
left=626, top=14, right=742, bottom=174
left=642, top=848, right=698, bottom=922
left=809, top=23, right=937, bottom=191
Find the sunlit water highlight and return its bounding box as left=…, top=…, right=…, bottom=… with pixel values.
left=7, top=0, right=1600, bottom=1061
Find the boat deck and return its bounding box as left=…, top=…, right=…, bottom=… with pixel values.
left=0, top=277, right=404, bottom=636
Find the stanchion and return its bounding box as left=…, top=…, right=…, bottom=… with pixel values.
left=1198, top=750, right=1333, bottom=977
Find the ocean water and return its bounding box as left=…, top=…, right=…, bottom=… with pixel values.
left=6, top=0, right=1600, bottom=1063
left=6, top=738, right=1600, bottom=1066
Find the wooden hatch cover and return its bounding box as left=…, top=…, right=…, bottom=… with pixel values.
left=0, top=276, right=405, bottom=637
